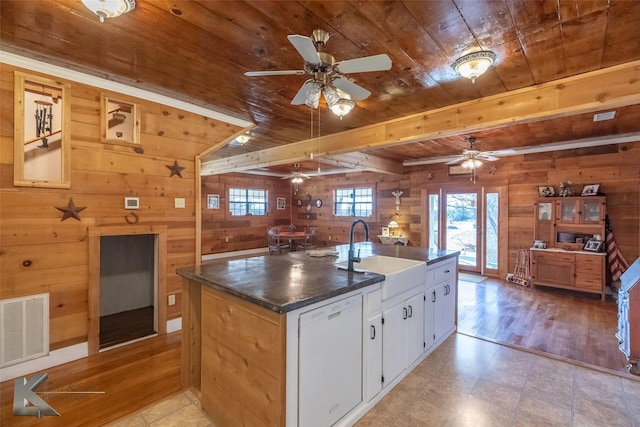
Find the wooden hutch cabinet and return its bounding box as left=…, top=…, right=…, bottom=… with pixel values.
left=530, top=196, right=607, bottom=300
left=617, top=257, right=640, bottom=375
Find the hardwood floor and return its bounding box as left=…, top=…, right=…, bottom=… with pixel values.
left=100, top=306, right=156, bottom=350
left=1, top=277, right=633, bottom=426
left=458, top=276, right=630, bottom=374
left=1, top=332, right=181, bottom=426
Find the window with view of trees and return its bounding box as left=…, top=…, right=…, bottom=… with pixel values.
left=229, top=188, right=268, bottom=216
left=334, top=187, right=373, bottom=217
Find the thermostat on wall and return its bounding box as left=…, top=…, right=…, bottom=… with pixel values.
left=124, top=197, right=139, bottom=209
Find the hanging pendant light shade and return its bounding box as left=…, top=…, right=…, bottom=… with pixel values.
left=329, top=98, right=355, bottom=119
left=304, top=82, right=322, bottom=109
left=452, top=51, right=496, bottom=83
left=82, top=0, right=136, bottom=23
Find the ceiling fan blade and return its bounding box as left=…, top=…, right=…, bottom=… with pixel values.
left=245, top=70, right=305, bottom=77
left=287, top=35, right=321, bottom=65
left=332, top=76, right=371, bottom=100
left=291, top=80, right=313, bottom=105
left=480, top=154, right=500, bottom=161
left=335, top=54, right=392, bottom=74
left=445, top=158, right=463, bottom=165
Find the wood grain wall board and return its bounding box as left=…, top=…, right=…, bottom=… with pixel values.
left=71, top=146, right=195, bottom=178
left=200, top=286, right=286, bottom=426
left=0, top=63, right=242, bottom=351
left=0, top=240, right=88, bottom=274
left=50, top=311, right=89, bottom=348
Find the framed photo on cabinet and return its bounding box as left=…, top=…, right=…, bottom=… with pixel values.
left=583, top=239, right=604, bottom=252
left=581, top=184, right=600, bottom=196
left=538, top=186, right=555, bottom=197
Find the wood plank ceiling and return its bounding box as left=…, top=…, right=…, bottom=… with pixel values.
left=2, top=0, right=640, bottom=177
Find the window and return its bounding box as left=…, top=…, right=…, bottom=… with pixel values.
left=334, top=187, right=373, bottom=217
left=229, top=188, right=268, bottom=216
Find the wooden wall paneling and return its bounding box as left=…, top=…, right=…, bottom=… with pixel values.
left=0, top=62, right=238, bottom=353
left=200, top=286, right=286, bottom=427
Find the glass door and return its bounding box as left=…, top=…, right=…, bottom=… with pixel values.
left=426, top=186, right=503, bottom=276
left=444, top=192, right=480, bottom=272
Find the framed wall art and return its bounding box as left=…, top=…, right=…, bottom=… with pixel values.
left=276, top=197, right=286, bottom=210
left=101, top=95, right=140, bottom=145
left=14, top=71, right=71, bottom=188
left=207, top=194, right=220, bottom=209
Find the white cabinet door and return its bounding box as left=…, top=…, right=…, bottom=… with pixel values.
left=405, top=293, right=425, bottom=367
left=424, top=287, right=435, bottom=350
left=366, top=313, right=383, bottom=402
left=434, top=279, right=456, bottom=342
left=382, top=302, right=406, bottom=386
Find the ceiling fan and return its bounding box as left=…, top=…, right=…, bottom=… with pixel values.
left=244, top=29, right=392, bottom=114
left=445, top=136, right=500, bottom=169
left=281, top=163, right=312, bottom=184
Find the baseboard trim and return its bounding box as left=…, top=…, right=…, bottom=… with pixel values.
left=0, top=342, right=88, bottom=382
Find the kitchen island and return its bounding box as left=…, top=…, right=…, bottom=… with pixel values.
left=178, top=242, right=458, bottom=427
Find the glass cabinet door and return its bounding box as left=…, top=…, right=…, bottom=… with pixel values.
left=538, top=202, right=552, bottom=221
left=558, top=200, right=578, bottom=223
left=583, top=199, right=602, bottom=223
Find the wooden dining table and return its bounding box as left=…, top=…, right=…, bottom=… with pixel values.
left=278, top=231, right=307, bottom=251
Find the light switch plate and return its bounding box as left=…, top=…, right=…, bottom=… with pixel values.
left=168, top=294, right=176, bottom=306
left=174, top=198, right=185, bottom=208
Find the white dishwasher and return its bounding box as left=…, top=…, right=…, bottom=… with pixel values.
left=298, top=294, right=363, bottom=427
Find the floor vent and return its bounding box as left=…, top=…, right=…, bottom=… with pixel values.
left=0, top=293, right=49, bottom=368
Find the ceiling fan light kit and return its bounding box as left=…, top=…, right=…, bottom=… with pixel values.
left=245, top=29, right=391, bottom=118
left=82, top=0, right=135, bottom=23
left=452, top=51, right=496, bottom=83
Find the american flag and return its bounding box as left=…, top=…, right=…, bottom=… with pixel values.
left=605, top=216, right=629, bottom=282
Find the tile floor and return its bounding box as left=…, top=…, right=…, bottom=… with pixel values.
left=107, top=333, right=640, bottom=427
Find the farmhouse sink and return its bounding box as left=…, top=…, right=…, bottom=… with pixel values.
left=337, top=255, right=426, bottom=301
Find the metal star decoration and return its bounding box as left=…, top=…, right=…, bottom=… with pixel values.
left=167, top=160, right=185, bottom=178
left=488, top=165, right=497, bottom=175
left=55, top=198, right=86, bottom=221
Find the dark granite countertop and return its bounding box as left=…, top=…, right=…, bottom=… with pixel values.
left=177, top=242, right=459, bottom=313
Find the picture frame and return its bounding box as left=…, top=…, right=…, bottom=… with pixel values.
left=381, top=227, right=390, bottom=237
left=583, top=239, right=604, bottom=252
left=538, top=186, right=555, bottom=197
left=448, top=165, right=471, bottom=176
left=581, top=184, right=600, bottom=196
left=276, top=197, right=286, bottom=210
left=207, top=194, right=220, bottom=209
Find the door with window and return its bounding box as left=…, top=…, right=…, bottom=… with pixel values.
left=427, top=186, right=503, bottom=276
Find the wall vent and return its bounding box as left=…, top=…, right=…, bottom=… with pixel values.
left=0, top=294, right=49, bottom=368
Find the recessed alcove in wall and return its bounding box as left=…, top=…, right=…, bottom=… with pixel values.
left=88, top=225, right=167, bottom=355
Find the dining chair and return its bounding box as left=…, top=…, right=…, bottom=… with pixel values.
left=304, top=227, right=318, bottom=250
left=268, top=227, right=289, bottom=254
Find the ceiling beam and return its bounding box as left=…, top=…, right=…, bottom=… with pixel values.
left=320, top=152, right=404, bottom=175
left=201, top=61, right=640, bottom=175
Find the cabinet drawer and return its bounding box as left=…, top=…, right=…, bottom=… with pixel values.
left=433, top=260, right=456, bottom=283
left=575, top=254, right=603, bottom=266
left=533, top=252, right=574, bottom=263
left=576, top=264, right=602, bottom=276
left=575, top=274, right=603, bottom=291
